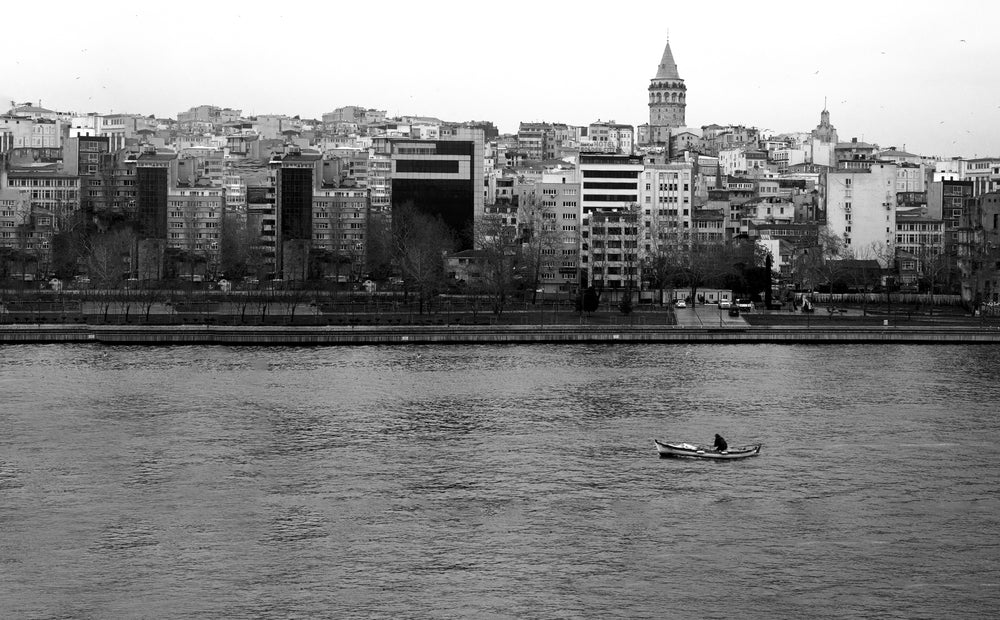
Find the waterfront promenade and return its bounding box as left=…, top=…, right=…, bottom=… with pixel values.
left=2, top=297, right=998, bottom=345
left=3, top=318, right=1000, bottom=346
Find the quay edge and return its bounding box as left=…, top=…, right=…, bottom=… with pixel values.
left=3, top=324, right=1000, bottom=345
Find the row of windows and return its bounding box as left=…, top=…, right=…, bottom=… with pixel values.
left=168, top=201, right=221, bottom=208
left=314, top=201, right=366, bottom=209
left=169, top=211, right=218, bottom=218
left=314, top=210, right=364, bottom=218
left=585, top=194, right=638, bottom=202
left=584, top=182, right=638, bottom=190
left=396, top=160, right=460, bottom=174
left=313, top=233, right=365, bottom=241
left=896, top=235, right=942, bottom=245
left=7, top=178, right=78, bottom=187
left=582, top=170, right=640, bottom=179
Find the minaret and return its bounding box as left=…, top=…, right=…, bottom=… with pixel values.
left=648, top=37, right=687, bottom=145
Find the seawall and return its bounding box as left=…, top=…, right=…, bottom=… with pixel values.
left=3, top=324, right=1000, bottom=345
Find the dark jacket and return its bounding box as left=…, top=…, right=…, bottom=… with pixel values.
left=713, top=434, right=728, bottom=451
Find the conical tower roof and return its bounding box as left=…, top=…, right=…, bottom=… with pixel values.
left=654, top=39, right=681, bottom=80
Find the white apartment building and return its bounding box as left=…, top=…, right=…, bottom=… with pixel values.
left=719, top=148, right=768, bottom=176
left=222, top=175, right=247, bottom=213
left=771, top=148, right=807, bottom=173
left=367, top=152, right=391, bottom=212
left=962, top=158, right=1000, bottom=196
left=895, top=164, right=925, bottom=193
left=637, top=162, right=695, bottom=253
left=824, top=163, right=898, bottom=264
left=531, top=169, right=582, bottom=294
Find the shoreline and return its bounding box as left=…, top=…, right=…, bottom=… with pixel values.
left=3, top=323, right=1000, bottom=345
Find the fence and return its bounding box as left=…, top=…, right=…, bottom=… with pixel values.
left=810, top=292, right=963, bottom=306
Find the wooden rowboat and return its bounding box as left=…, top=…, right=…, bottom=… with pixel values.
left=654, top=439, right=761, bottom=460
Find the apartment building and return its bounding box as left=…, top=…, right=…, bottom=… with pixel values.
left=2, top=165, right=80, bottom=229
left=63, top=136, right=113, bottom=215
left=957, top=192, right=1000, bottom=305
left=530, top=170, right=582, bottom=294
left=583, top=121, right=634, bottom=155
left=962, top=158, right=1000, bottom=196
left=927, top=179, right=975, bottom=252
left=579, top=153, right=643, bottom=291
left=824, top=163, right=898, bottom=263
left=719, top=148, right=768, bottom=176
left=638, top=162, right=695, bottom=252
left=167, top=186, right=224, bottom=275
left=0, top=187, right=31, bottom=253
left=894, top=213, right=945, bottom=267
left=312, top=187, right=369, bottom=281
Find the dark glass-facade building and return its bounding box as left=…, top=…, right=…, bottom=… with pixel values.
left=385, top=132, right=484, bottom=250
left=136, top=166, right=168, bottom=239
left=278, top=167, right=313, bottom=241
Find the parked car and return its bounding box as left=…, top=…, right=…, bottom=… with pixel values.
left=719, top=300, right=732, bottom=309
left=728, top=307, right=741, bottom=317
left=675, top=299, right=687, bottom=308
left=736, top=299, right=754, bottom=311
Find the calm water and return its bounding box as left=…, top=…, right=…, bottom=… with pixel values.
left=1, top=343, right=999, bottom=619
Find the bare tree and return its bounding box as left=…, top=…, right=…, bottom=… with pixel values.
left=394, top=203, right=454, bottom=315
left=85, top=229, right=135, bottom=288
left=677, top=238, right=739, bottom=305
left=910, top=245, right=952, bottom=315
left=475, top=212, right=523, bottom=316
left=802, top=228, right=846, bottom=293
left=220, top=213, right=265, bottom=281
left=585, top=206, right=642, bottom=309
left=840, top=242, right=885, bottom=315
left=642, top=198, right=688, bottom=305
left=364, top=212, right=395, bottom=281
left=517, top=196, right=562, bottom=304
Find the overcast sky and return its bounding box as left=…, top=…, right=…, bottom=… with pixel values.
left=4, top=0, right=998, bottom=158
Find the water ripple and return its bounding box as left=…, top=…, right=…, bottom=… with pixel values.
left=1, top=344, right=999, bottom=618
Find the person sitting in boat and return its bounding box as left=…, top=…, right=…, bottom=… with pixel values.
left=713, top=434, right=728, bottom=452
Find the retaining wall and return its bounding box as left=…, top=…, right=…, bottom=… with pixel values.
left=3, top=324, right=1000, bottom=345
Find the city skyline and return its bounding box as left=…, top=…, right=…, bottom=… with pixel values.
left=5, top=0, right=999, bottom=158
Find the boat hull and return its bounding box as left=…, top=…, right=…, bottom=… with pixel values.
left=654, top=439, right=761, bottom=460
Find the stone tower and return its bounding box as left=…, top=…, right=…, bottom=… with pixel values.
left=811, top=104, right=838, bottom=143
left=648, top=38, right=686, bottom=145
